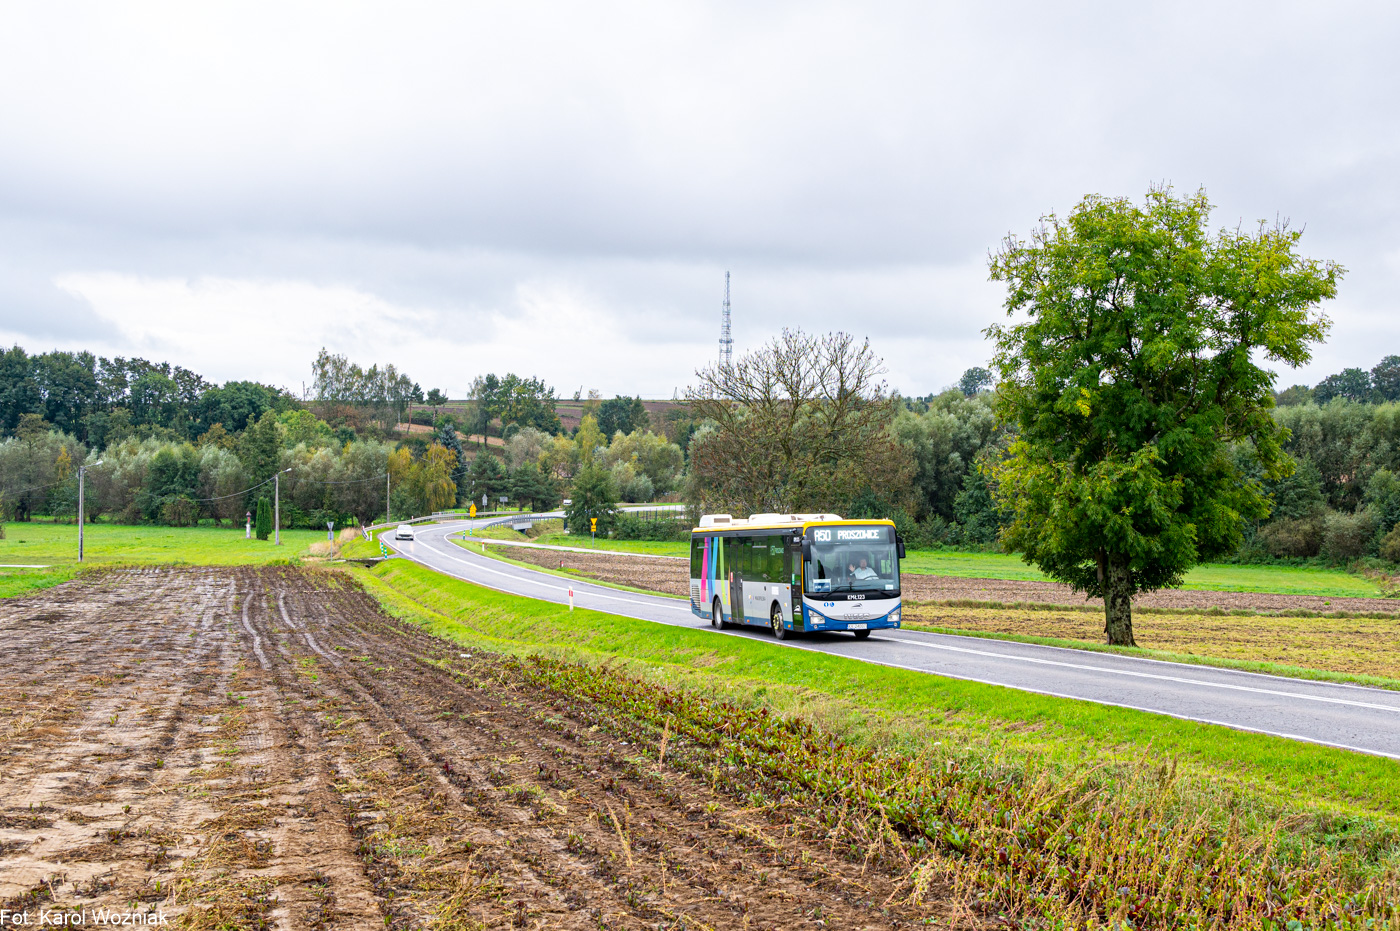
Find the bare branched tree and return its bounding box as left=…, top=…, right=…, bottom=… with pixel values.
left=685, top=329, right=912, bottom=515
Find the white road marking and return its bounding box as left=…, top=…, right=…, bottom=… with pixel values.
left=880, top=636, right=1400, bottom=714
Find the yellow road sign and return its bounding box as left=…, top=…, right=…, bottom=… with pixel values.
left=470, top=504, right=477, bottom=518
left=590, top=517, right=598, bottom=532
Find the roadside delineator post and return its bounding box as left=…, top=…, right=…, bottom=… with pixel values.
left=568, top=586, right=574, bottom=611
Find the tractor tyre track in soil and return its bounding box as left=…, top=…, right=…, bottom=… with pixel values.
left=1, top=566, right=959, bottom=930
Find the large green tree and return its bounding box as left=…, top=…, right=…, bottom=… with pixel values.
left=986, top=186, right=1341, bottom=646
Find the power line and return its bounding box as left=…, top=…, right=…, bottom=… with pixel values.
left=297, top=473, right=389, bottom=486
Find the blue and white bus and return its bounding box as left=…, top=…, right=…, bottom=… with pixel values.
left=690, top=513, right=906, bottom=640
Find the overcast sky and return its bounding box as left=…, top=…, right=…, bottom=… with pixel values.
left=1, top=1, right=1396, bottom=399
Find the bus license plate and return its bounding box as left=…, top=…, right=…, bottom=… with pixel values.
left=848, top=623, right=867, bottom=630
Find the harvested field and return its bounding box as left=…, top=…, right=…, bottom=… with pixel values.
left=482, top=541, right=1400, bottom=614
left=899, top=575, right=1400, bottom=614
left=901, top=603, right=1400, bottom=681
left=484, top=543, right=691, bottom=598
left=0, top=566, right=957, bottom=929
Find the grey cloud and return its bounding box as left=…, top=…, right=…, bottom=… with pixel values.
left=0, top=0, right=1395, bottom=394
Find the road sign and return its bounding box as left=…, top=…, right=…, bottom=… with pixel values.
left=590, top=517, right=598, bottom=532
left=470, top=503, right=476, bottom=518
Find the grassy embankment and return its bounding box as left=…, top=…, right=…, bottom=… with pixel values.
left=0, top=521, right=328, bottom=599
left=351, top=557, right=1399, bottom=927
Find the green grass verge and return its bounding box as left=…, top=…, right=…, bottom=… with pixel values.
left=350, top=557, right=1400, bottom=826
left=0, top=521, right=326, bottom=567
left=0, top=566, right=79, bottom=599
left=339, top=528, right=385, bottom=560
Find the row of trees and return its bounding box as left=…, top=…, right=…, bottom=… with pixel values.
left=461, top=373, right=563, bottom=440
left=1, top=351, right=690, bottom=525
left=1277, top=355, right=1400, bottom=405
left=0, top=345, right=302, bottom=445
left=0, top=411, right=393, bottom=528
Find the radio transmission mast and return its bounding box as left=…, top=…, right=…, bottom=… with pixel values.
left=719, top=271, right=733, bottom=370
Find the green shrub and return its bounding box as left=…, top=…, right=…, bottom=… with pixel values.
left=255, top=497, right=272, bottom=540
left=1381, top=525, right=1400, bottom=564
left=612, top=512, right=689, bottom=541
left=159, top=495, right=197, bottom=527
left=1258, top=515, right=1324, bottom=558
left=1322, top=509, right=1376, bottom=561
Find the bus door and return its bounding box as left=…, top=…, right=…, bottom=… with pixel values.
left=786, top=536, right=802, bottom=625
left=728, top=537, right=745, bottom=623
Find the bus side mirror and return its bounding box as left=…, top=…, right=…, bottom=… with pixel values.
left=896, top=536, right=906, bottom=560
left=800, top=540, right=811, bottom=564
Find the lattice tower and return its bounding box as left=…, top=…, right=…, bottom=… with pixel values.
left=719, top=271, right=732, bottom=370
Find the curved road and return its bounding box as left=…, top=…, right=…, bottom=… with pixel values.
left=389, top=518, right=1400, bottom=759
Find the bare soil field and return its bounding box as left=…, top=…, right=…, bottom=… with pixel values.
left=493, top=545, right=692, bottom=599
left=488, top=544, right=1400, bottom=614
left=0, top=567, right=955, bottom=929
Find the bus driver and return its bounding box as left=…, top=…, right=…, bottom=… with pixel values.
left=849, top=557, right=878, bottom=580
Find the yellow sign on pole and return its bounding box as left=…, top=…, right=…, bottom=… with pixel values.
left=590, top=517, right=598, bottom=532
left=470, top=504, right=477, bottom=518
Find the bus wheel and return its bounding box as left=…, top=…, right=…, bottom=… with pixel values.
left=771, top=604, right=789, bottom=641
left=712, top=597, right=727, bottom=630
left=853, top=629, right=871, bottom=640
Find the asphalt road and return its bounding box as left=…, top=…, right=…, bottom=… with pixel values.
left=389, top=518, right=1400, bottom=759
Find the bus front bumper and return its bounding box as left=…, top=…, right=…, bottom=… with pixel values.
left=801, top=605, right=901, bottom=632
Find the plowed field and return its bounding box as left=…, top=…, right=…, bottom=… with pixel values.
left=0, top=567, right=955, bottom=929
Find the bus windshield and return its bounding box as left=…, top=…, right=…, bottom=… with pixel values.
left=804, top=526, right=899, bottom=594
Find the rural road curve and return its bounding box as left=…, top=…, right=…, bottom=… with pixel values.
left=389, top=518, right=1400, bottom=760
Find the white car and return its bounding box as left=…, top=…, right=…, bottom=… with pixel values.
left=394, top=524, right=415, bottom=541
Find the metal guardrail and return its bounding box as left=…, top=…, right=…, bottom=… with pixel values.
left=363, top=502, right=687, bottom=538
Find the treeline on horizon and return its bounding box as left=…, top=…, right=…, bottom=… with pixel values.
left=3, top=342, right=1400, bottom=566
left=0, top=345, right=688, bottom=532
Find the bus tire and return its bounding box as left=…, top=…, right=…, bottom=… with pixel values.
left=852, top=629, right=871, bottom=640
left=712, top=597, right=727, bottom=630
left=771, top=604, right=789, bottom=641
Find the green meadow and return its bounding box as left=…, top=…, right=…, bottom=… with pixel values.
left=0, top=521, right=328, bottom=599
